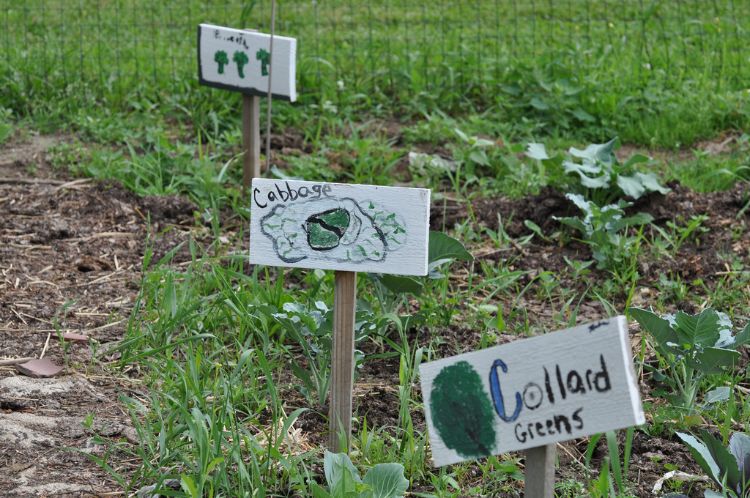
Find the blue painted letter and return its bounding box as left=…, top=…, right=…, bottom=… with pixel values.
left=489, top=359, right=522, bottom=422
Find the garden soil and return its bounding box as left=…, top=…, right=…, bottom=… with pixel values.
left=2, top=134, right=748, bottom=496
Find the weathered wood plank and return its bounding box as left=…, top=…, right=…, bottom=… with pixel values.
left=328, top=271, right=357, bottom=451
left=525, top=444, right=556, bottom=498
left=419, top=316, right=644, bottom=467
left=198, top=24, right=296, bottom=101
left=250, top=179, right=430, bottom=275
left=242, top=94, right=261, bottom=189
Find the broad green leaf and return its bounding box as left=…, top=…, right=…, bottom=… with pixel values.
left=734, top=322, right=750, bottom=347
left=704, top=387, right=731, bottom=405
left=701, top=429, right=742, bottom=491
left=428, top=231, right=473, bottom=263
left=563, top=159, right=602, bottom=175
left=526, top=143, right=549, bottom=160
left=636, top=171, right=671, bottom=194
left=628, top=308, right=680, bottom=350
left=569, top=138, right=617, bottom=165
left=616, top=174, right=646, bottom=199
left=310, top=482, right=332, bottom=498
left=675, top=309, right=721, bottom=347
left=729, top=433, right=750, bottom=484
left=578, top=172, right=611, bottom=189
left=374, top=274, right=424, bottom=296
left=676, top=432, right=721, bottom=485
left=362, top=463, right=409, bottom=498
left=324, top=451, right=361, bottom=496
left=556, top=216, right=588, bottom=235
left=564, top=193, right=591, bottom=212
left=610, top=212, right=653, bottom=231
left=690, top=347, right=740, bottom=374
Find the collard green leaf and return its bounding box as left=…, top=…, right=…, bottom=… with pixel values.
left=373, top=274, right=424, bottom=296
left=628, top=308, right=680, bottom=350
left=689, top=347, right=740, bottom=374
left=616, top=174, right=647, bottom=199
left=676, top=432, right=721, bottom=485
left=701, top=430, right=742, bottom=491
left=569, top=138, right=618, bottom=165
left=675, top=309, right=721, bottom=347
left=734, top=322, right=750, bottom=347
left=526, top=143, right=550, bottom=161
left=324, top=451, right=361, bottom=497
left=362, top=463, right=409, bottom=498
left=428, top=231, right=473, bottom=263
left=729, top=433, right=750, bottom=484
left=705, top=387, right=731, bottom=405
left=636, top=171, right=671, bottom=195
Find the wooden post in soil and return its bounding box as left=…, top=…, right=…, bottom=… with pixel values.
left=197, top=23, right=298, bottom=188
left=328, top=270, right=357, bottom=452
left=524, top=444, right=556, bottom=498
left=249, top=179, right=431, bottom=454
left=242, top=94, right=261, bottom=189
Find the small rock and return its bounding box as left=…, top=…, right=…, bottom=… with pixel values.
left=135, top=479, right=181, bottom=497
left=16, top=358, right=64, bottom=378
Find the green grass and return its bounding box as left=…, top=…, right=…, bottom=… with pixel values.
left=2, top=0, right=750, bottom=146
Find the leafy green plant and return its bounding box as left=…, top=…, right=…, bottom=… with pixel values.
left=629, top=307, right=750, bottom=409
left=311, top=451, right=409, bottom=498
left=555, top=193, right=652, bottom=270
left=677, top=431, right=750, bottom=497
left=527, top=138, right=670, bottom=205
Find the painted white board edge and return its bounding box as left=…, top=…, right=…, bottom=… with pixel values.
left=198, top=23, right=297, bottom=101
left=419, top=316, right=645, bottom=467
left=250, top=179, right=430, bottom=275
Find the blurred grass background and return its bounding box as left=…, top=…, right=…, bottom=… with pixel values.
left=2, top=0, right=750, bottom=145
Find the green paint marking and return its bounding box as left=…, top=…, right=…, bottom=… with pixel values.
left=430, top=361, right=496, bottom=458
left=307, top=222, right=340, bottom=250
left=256, top=49, right=270, bottom=76
left=233, top=51, right=249, bottom=78
left=214, top=50, right=229, bottom=74
left=305, top=208, right=351, bottom=251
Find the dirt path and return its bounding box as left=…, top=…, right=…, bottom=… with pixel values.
left=0, top=135, right=196, bottom=496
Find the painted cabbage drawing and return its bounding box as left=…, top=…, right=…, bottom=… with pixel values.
left=260, top=197, right=406, bottom=264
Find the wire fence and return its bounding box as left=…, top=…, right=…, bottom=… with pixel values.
left=2, top=0, right=749, bottom=111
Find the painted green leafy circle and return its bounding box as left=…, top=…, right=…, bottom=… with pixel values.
left=430, top=361, right=496, bottom=459
left=305, top=208, right=351, bottom=250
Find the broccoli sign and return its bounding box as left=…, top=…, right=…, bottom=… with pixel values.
left=419, top=317, right=645, bottom=469
left=198, top=23, right=296, bottom=101
left=250, top=179, right=430, bottom=275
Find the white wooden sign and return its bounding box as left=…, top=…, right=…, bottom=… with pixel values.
left=250, top=179, right=430, bottom=275
left=198, top=23, right=297, bottom=101
left=419, top=317, right=645, bottom=467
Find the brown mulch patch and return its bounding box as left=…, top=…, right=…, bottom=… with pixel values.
left=0, top=134, right=197, bottom=496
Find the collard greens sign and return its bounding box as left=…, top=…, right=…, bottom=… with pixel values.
left=198, top=23, right=297, bottom=101
left=419, top=317, right=645, bottom=466
left=250, top=179, right=430, bottom=275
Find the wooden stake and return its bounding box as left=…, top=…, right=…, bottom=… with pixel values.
left=242, top=94, right=261, bottom=190
left=524, top=444, right=556, bottom=498
left=328, top=270, right=357, bottom=452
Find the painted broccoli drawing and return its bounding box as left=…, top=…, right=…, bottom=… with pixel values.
left=430, top=361, right=497, bottom=459
left=256, top=48, right=270, bottom=76
left=233, top=51, right=249, bottom=78
left=214, top=50, right=228, bottom=74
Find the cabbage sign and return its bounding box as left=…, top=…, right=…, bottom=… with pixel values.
left=250, top=179, right=430, bottom=275
left=420, top=317, right=645, bottom=467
